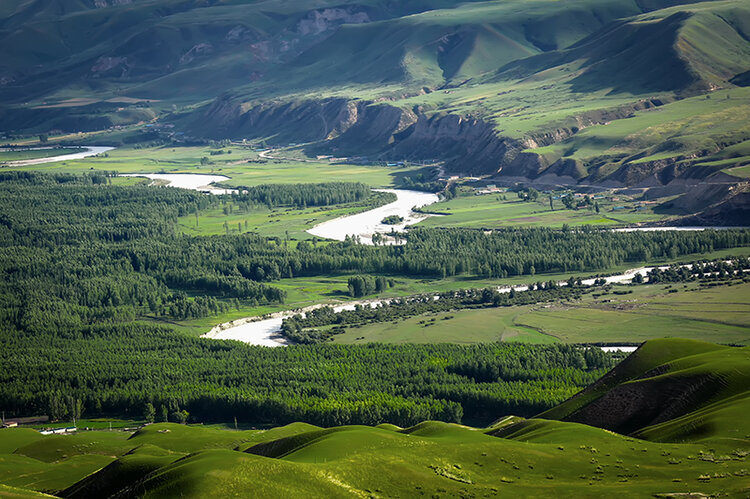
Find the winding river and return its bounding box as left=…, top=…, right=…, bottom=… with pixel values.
left=120, top=173, right=236, bottom=195
left=112, top=172, right=743, bottom=348
left=3, top=146, right=115, bottom=166
left=307, top=189, right=439, bottom=244
left=199, top=264, right=667, bottom=347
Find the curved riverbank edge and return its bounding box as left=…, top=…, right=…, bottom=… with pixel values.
left=120, top=173, right=234, bottom=194
left=3, top=146, right=115, bottom=166
left=307, top=188, right=440, bottom=245
left=200, top=263, right=708, bottom=347
left=202, top=297, right=394, bottom=346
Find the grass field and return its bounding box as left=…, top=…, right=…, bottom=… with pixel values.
left=725, top=163, right=750, bottom=178
left=529, top=87, right=750, bottom=175
left=328, top=281, right=750, bottom=346
left=331, top=307, right=556, bottom=344
left=5, top=144, right=418, bottom=189
left=2, top=406, right=749, bottom=496
left=177, top=201, right=378, bottom=240
left=0, top=147, right=85, bottom=162
left=417, top=191, right=669, bottom=229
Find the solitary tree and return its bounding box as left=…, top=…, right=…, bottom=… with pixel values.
left=67, top=396, right=83, bottom=426
left=173, top=410, right=189, bottom=424
left=144, top=403, right=156, bottom=423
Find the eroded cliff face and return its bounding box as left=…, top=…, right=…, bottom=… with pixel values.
left=187, top=94, right=737, bottom=200
left=191, top=96, right=521, bottom=173
left=390, top=114, right=520, bottom=175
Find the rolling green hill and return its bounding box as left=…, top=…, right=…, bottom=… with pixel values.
left=537, top=339, right=750, bottom=443
left=0, top=339, right=748, bottom=498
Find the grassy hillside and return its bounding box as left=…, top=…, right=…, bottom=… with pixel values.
left=538, top=339, right=750, bottom=443
left=1, top=339, right=748, bottom=497
left=3, top=0, right=749, bottom=186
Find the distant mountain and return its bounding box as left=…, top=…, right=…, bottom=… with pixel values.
left=2, top=0, right=750, bottom=203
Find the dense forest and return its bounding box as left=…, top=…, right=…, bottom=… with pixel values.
left=4, top=172, right=747, bottom=328
left=0, top=172, right=748, bottom=425
left=0, top=323, right=616, bottom=426
left=227, top=181, right=390, bottom=209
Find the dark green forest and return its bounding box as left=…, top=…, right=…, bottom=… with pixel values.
left=0, top=327, right=616, bottom=426
left=1, top=172, right=749, bottom=426
left=229, top=181, right=391, bottom=209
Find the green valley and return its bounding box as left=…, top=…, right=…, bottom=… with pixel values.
left=2, top=0, right=750, bottom=496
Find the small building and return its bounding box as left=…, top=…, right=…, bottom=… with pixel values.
left=2, top=421, right=18, bottom=428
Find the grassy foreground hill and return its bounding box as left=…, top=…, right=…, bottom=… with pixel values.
left=1, top=339, right=748, bottom=497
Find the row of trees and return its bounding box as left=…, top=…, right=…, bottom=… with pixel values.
left=644, top=258, right=750, bottom=283
left=281, top=284, right=600, bottom=344
left=229, top=182, right=379, bottom=209
left=347, top=275, right=393, bottom=297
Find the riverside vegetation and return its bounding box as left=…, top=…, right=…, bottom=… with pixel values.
left=2, top=0, right=750, bottom=496
left=1, top=171, right=749, bottom=426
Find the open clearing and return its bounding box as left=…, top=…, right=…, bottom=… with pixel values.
left=417, top=193, right=668, bottom=229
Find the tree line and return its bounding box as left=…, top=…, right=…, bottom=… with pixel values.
left=227, top=182, right=385, bottom=209
left=281, top=283, right=598, bottom=344
left=0, top=321, right=616, bottom=427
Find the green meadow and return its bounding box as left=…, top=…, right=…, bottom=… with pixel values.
left=0, top=147, right=85, bottom=162
left=7, top=144, right=417, bottom=189
left=177, top=202, right=372, bottom=240
left=530, top=87, right=750, bottom=174
left=330, top=281, right=750, bottom=346
left=417, top=192, right=668, bottom=229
